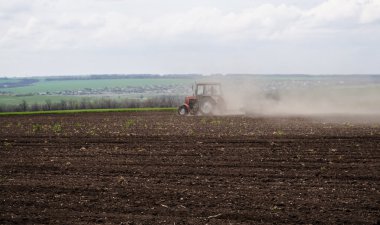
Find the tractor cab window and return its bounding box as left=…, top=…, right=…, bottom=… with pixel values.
left=210, top=85, right=221, bottom=95
left=197, top=85, right=204, bottom=95
left=196, top=84, right=221, bottom=96
left=204, top=85, right=212, bottom=95
left=205, top=85, right=220, bottom=96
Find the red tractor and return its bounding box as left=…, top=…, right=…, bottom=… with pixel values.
left=178, top=82, right=225, bottom=116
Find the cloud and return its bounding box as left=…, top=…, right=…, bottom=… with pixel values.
left=0, top=0, right=33, bottom=13
left=0, top=0, right=379, bottom=75
left=304, top=0, right=380, bottom=26
left=1, top=0, right=380, bottom=51
left=359, top=0, right=380, bottom=23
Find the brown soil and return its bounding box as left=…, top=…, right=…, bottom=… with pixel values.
left=0, top=111, right=379, bottom=224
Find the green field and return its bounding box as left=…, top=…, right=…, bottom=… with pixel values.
left=0, top=77, right=193, bottom=107
left=0, top=78, right=23, bottom=83
left=0, top=95, right=86, bottom=105
left=4, top=78, right=192, bottom=94
left=0, top=95, right=149, bottom=106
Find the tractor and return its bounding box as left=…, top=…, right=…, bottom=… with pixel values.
left=178, top=82, right=225, bottom=116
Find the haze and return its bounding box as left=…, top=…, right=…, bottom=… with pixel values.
left=219, top=77, right=380, bottom=117
left=1, top=0, right=380, bottom=76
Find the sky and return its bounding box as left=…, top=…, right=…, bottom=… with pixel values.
left=0, top=0, right=380, bottom=76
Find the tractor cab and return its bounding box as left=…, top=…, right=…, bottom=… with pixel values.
left=178, top=82, right=225, bottom=116
left=195, top=83, right=222, bottom=97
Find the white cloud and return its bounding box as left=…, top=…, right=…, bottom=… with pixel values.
left=1, top=0, right=380, bottom=49
left=0, top=0, right=379, bottom=75
left=360, top=0, right=380, bottom=23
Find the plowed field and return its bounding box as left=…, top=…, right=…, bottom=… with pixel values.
left=0, top=111, right=379, bottom=224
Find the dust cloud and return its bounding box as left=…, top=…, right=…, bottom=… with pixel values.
left=205, top=76, right=380, bottom=120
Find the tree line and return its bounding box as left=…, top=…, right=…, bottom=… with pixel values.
left=0, top=96, right=183, bottom=112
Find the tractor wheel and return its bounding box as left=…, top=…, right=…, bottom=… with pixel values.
left=199, top=99, right=215, bottom=116
left=177, top=105, right=188, bottom=116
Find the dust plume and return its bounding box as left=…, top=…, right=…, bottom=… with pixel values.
left=209, top=75, right=380, bottom=119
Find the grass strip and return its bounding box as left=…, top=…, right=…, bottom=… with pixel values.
left=0, top=107, right=176, bottom=116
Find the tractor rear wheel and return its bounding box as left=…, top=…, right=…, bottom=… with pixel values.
left=199, top=99, right=215, bottom=115
left=178, top=105, right=188, bottom=116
